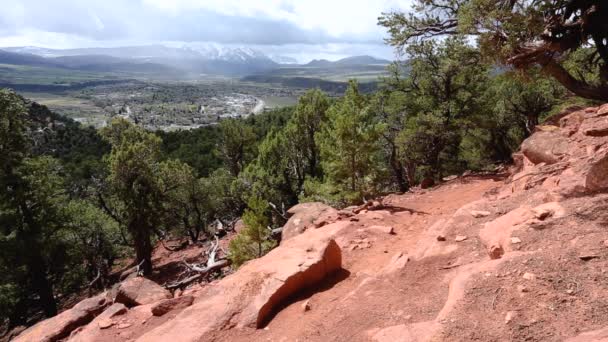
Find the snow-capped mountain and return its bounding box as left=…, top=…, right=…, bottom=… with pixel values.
left=3, top=44, right=302, bottom=75
left=178, top=43, right=271, bottom=62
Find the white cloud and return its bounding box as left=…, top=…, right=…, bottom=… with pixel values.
left=141, top=0, right=412, bottom=39
left=0, top=0, right=412, bottom=61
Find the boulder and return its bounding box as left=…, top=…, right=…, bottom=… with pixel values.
left=69, top=303, right=128, bottom=342
left=14, top=293, right=109, bottom=342
left=586, top=155, right=608, bottom=192
left=521, top=130, right=570, bottom=165
left=136, top=225, right=343, bottom=342
left=151, top=296, right=195, bottom=317
left=281, top=202, right=339, bottom=241
left=115, top=277, right=172, bottom=307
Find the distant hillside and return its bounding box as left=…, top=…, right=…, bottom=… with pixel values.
left=2, top=46, right=394, bottom=78
left=0, top=49, right=181, bottom=76
left=242, top=55, right=395, bottom=90
left=2, top=45, right=280, bottom=77
left=0, top=50, right=61, bottom=68
left=306, top=55, right=391, bottom=68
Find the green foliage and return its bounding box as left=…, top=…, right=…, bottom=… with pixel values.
left=389, top=38, right=493, bottom=179
left=0, top=89, right=29, bottom=173
left=228, top=197, right=276, bottom=268
left=236, top=90, right=330, bottom=214
left=219, top=119, right=257, bottom=176
left=100, top=118, right=176, bottom=275
left=311, top=80, right=386, bottom=206
left=0, top=90, right=121, bottom=327
left=157, top=126, right=222, bottom=177
left=379, top=0, right=608, bottom=101
left=491, top=70, right=564, bottom=136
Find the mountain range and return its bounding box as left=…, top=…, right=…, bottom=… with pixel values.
left=1, top=45, right=391, bottom=77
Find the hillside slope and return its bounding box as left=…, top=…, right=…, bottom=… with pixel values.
left=13, top=103, right=608, bottom=342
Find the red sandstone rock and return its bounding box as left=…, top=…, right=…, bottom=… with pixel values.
left=69, top=303, right=128, bottom=342
left=521, top=130, right=569, bottom=165
left=14, top=293, right=109, bottom=342
left=368, top=225, right=395, bottom=234
left=151, top=296, right=195, bottom=316
left=115, top=277, right=172, bottom=307
left=136, top=225, right=343, bottom=342
left=281, top=202, right=339, bottom=241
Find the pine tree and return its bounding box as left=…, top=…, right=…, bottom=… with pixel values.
left=228, top=197, right=276, bottom=268
left=313, top=80, right=386, bottom=205
left=99, top=118, right=176, bottom=275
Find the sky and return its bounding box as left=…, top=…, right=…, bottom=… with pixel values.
left=0, top=0, right=412, bottom=62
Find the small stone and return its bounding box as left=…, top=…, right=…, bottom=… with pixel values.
left=117, top=323, right=132, bottom=329
left=302, top=300, right=311, bottom=312
left=455, top=235, right=468, bottom=242
left=523, top=273, right=536, bottom=281
left=533, top=208, right=553, bottom=221
left=98, top=318, right=114, bottom=329
left=603, top=240, right=608, bottom=248
left=489, top=245, right=504, bottom=259
left=579, top=254, right=600, bottom=261
left=404, top=315, right=412, bottom=321
left=510, top=237, right=522, bottom=244
left=471, top=210, right=491, bottom=218
left=437, top=235, right=447, bottom=242
left=505, top=311, right=517, bottom=324
left=566, top=289, right=575, bottom=295
left=517, top=285, right=528, bottom=293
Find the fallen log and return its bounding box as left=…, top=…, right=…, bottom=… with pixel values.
left=166, top=236, right=231, bottom=290
left=166, top=259, right=231, bottom=290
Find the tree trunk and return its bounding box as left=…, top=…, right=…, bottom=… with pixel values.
left=29, top=256, right=57, bottom=318
left=131, top=220, right=153, bottom=275
left=389, top=145, right=408, bottom=192
left=542, top=60, right=608, bottom=102
left=405, top=161, right=417, bottom=186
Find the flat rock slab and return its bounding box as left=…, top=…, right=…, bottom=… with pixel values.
left=136, top=223, right=343, bottom=342
left=151, top=296, right=195, bottom=316
left=14, top=293, right=109, bottom=342
left=69, top=303, right=127, bottom=342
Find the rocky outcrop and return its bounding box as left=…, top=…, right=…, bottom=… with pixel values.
left=114, top=277, right=172, bottom=307
left=13, top=293, right=109, bottom=342
left=510, top=104, right=608, bottom=196
left=281, top=202, right=339, bottom=241
left=136, top=225, right=343, bottom=342
left=520, top=130, right=569, bottom=165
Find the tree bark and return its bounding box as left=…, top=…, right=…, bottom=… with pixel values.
left=131, top=219, right=153, bottom=275
left=542, top=59, right=608, bottom=102
left=29, top=255, right=57, bottom=318
left=389, top=144, right=408, bottom=192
